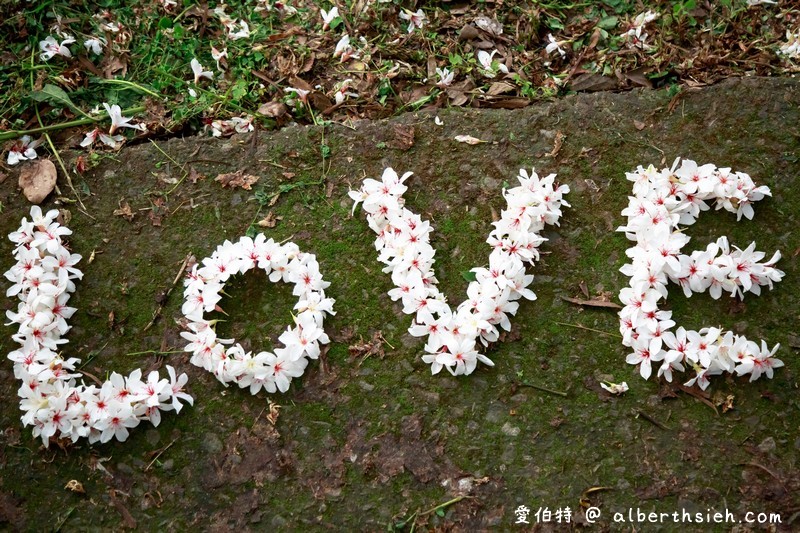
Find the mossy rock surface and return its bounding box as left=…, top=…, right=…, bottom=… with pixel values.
left=1, top=78, right=799, bottom=531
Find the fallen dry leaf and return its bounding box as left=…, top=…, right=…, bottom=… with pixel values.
left=391, top=124, right=415, bottom=150
left=349, top=331, right=386, bottom=361
left=257, top=211, right=281, bottom=228
left=64, top=480, right=85, bottom=494
left=545, top=131, right=565, bottom=158
left=148, top=210, right=162, bottom=227
left=113, top=200, right=135, bottom=221
left=487, top=81, right=516, bottom=96
left=257, top=101, right=288, bottom=118
left=266, top=400, right=281, bottom=426
left=18, top=159, right=57, bottom=204
left=215, top=170, right=260, bottom=190
left=454, top=135, right=487, bottom=145
left=188, top=167, right=204, bottom=184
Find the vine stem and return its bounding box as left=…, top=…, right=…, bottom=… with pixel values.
left=0, top=106, right=146, bottom=142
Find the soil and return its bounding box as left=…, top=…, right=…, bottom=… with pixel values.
left=1, top=77, right=799, bottom=531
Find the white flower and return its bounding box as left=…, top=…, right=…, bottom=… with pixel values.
left=600, top=381, right=629, bottom=395
left=284, top=86, right=310, bottom=104
left=7, top=136, right=43, bottom=166
left=747, top=0, right=777, bottom=4
left=103, top=103, right=146, bottom=134
left=83, top=37, right=106, bottom=55
left=545, top=34, right=566, bottom=57
left=435, top=67, right=454, bottom=88
left=191, top=58, right=214, bottom=84
left=333, top=79, right=358, bottom=105
left=80, top=128, right=124, bottom=149
left=228, top=20, right=251, bottom=40
left=39, top=35, right=76, bottom=61
left=400, top=8, right=426, bottom=33
left=621, top=11, right=659, bottom=50
left=477, top=50, right=509, bottom=78
left=778, top=30, right=800, bottom=59
left=211, top=46, right=228, bottom=70
left=208, top=115, right=254, bottom=137
left=320, top=6, right=338, bottom=30
left=333, top=34, right=357, bottom=62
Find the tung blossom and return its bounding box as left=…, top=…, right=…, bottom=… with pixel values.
left=7, top=136, right=43, bottom=166
left=477, top=50, right=509, bottom=78
left=103, top=103, right=146, bottom=135
left=83, top=37, right=106, bottom=55
left=435, top=67, right=454, bottom=88
left=5, top=208, right=193, bottom=445
left=333, top=34, right=357, bottom=62
left=320, top=6, right=338, bottom=30
left=80, top=128, right=124, bottom=149
left=621, top=10, right=659, bottom=50
left=399, top=9, right=426, bottom=33
left=545, top=34, right=566, bottom=57
left=211, top=46, right=228, bottom=70
left=39, top=35, right=76, bottom=61
left=778, top=30, right=800, bottom=60
left=191, top=58, right=214, bottom=84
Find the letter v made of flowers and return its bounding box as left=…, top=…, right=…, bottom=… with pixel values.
left=349, top=168, right=570, bottom=376
left=617, top=158, right=785, bottom=390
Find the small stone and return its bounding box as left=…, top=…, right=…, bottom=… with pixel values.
left=18, top=159, right=57, bottom=204
left=357, top=380, right=375, bottom=392
left=501, top=422, right=520, bottom=437
left=202, top=433, right=223, bottom=454
left=757, top=437, right=776, bottom=454
left=161, top=459, right=174, bottom=471
left=145, top=429, right=160, bottom=447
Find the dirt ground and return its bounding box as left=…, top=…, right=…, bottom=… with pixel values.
left=1, top=77, right=799, bottom=531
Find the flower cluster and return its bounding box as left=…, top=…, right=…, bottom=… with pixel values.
left=778, top=29, right=800, bottom=60
left=181, top=235, right=335, bottom=394
left=621, top=10, right=659, bottom=50
left=208, top=115, right=255, bottom=137
left=5, top=208, right=192, bottom=446
left=617, top=159, right=785, bottom=389
left=350, top=168, right=569, bottom=376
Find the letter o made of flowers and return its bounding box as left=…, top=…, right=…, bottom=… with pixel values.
left=181, top=234, right=335, bottom=395
left=5, top=208, right=193, bottom=446
left=617, top=159, right=785, bottom=390
left=349, top=167, right=569, bottom=376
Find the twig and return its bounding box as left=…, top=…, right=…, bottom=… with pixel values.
left=419, top=496, right=469, bottom=518
left=78, top=369, right=104, bottom=387
left=78, top=341, right=110, bottom=369
left=560, top=295, right=622, bottom=309
left=395, top=496, right=470, bottom=531
left=553, top=321, right=621, bottom=338
left=143, top=255, right=190, bottom=332
left=145, top=438, right=178, bottom=472
left=54, top=507, right=76, bottom=532
left=635, top=409, right=669, bottom=430
left=126, top=350, right=184, bottom=357
left=517, top=380, right=568, bottom=397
